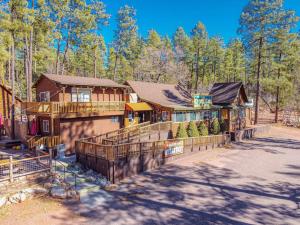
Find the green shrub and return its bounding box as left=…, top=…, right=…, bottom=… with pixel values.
left=187, top=121, right=199, bottom=137
left=220, top=118, right=228, bottom=133
left=211, top=118, right=221, bottom=135
left=176, top=123, right=188, bottom=138
left=198, top=121, right=209, bottom=136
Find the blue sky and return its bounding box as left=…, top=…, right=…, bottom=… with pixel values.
left=101, top=0, right=300, bottom=45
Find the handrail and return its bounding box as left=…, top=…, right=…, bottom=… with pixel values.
left=78, top=121, right=151, bottom=143
left=53, top=159, right=78, bottom=190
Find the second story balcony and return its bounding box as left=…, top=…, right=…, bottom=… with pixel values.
left=23, top=101, right=125, bottom=117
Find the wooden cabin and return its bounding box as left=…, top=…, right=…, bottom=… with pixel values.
left=209, top=82, right=252, bottom=132
left=23, top=74, right=128, bottom=152
left=0, top=83, right=24, bottom=139
left=125, top=80, right=220, bottom=125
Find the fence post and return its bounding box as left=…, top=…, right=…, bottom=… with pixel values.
left=36, top=146, right=41, bottom=163
left=9, top=156, right=13, bottom=183
left=49, top=148, right=53, bottom=173
left=158, top=123, right=161, bottom=140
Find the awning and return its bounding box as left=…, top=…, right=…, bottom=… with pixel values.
left=126, top=102, right=153, bottom=111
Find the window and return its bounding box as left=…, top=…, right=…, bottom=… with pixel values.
left=42, top=120, right=49, bottom=133
left=190, top=112, right=196, bottom=121
left=71, top=88, right=91, bottom=102
left=162, top=111, right=169, bottom=121
left=39, top=91, right=50, bottom=102
left=239, top=108, right=246, bottom=118
left=111, top=116, right=119, bottom=123
left=128, top=111, right=134, bottom=122
left=212, top=111, right=219, bottom=119
left=204, top=111, right=211, bottom=120
left=175, top=112, right=185, bottom=122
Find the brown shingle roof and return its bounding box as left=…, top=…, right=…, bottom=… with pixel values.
left=34, top=74, right=126, bottom=88
left=209, top=82, right=248, bottom=105
left=126, top=80, right=192, bottom=109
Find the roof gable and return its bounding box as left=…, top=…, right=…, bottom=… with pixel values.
left=33, top=74, right=126, bottom=89
left=209, top=82, right=248, bottom=105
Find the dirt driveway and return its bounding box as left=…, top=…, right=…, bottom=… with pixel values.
left=1, top=126, right=300, bottom=225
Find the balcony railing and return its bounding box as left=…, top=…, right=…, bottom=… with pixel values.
left=23, top=101, right=125, bottom=114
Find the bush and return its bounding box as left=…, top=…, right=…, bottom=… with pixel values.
left=211, top=118, right=221, bottom=135
left=176, top=122, right=188, bottom=138
left=187, top=121, right=199, bottom=137
left=220, top=118, right=228, bottom=133
left=198, top=121, right=209, bottom=136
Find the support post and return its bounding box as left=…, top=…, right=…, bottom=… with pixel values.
left=9, top=156, right=13, bottom=183
left=49, top=148, right=53, bottom=173
left=158, top=123, right=161, bottom=140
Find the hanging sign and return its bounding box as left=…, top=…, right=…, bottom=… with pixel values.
left=193, top=95, right=212, bottom=109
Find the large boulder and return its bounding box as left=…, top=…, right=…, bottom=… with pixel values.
left=50, top=186, right=67, bottom=199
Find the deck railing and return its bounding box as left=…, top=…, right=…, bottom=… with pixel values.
left=23, top=101, right=125, bottom=114
left=76, top=134, right=230, bottom=161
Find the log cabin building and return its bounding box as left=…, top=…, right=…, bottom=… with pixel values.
left=209, top=82, right=252, bottom=132
left=125, top=80, right=220, bottom=125
left=23, top=74, right=128, bottom=152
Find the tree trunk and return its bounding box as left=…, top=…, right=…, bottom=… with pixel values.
left=8, top=46, right=11, bottom=82
left=195, top=48, right=200, bottom=91
left=61, top=39, right=69, bottom=75
left=275, top=52, right=282, bottom=123
left=113, top=54, right=119, bottom=81
left=254, top=37, right=263, bottom=125
left=55, top=40, right=60, bottom=74
left=94, top=48, right=97, bottom=78
left=11, top=36, right=16, bottom=139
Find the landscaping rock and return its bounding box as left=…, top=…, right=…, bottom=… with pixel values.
left=50, top=186, right=67, bottom=199
left=19, top=193, right=26, bottom=202
left=67, top=190, right=78, bottom=199
left=85, top=169, right=95, bottom=176
left=44, top=182, right=53, bottom=189
left=9, top=193, right=21, bottom=204
left=85, top=176, right=96, bottom=183
left=0, top=196, right=7, bottom=208
left=22, top=187, right=49, bottom=196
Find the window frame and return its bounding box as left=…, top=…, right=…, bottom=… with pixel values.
left=42, top=120, right=49, bottom=133
left=39, top=91, right=50, bottom=102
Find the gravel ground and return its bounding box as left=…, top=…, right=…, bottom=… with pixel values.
left=1, top=125, right=299, bottom=225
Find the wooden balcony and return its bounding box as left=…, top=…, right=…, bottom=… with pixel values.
left=23, top=101, right=125, bottom=116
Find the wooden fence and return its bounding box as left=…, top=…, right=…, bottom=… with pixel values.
left=0, top=150, right=52, bottom=183
left=76, top=134, right=230, bottom=183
